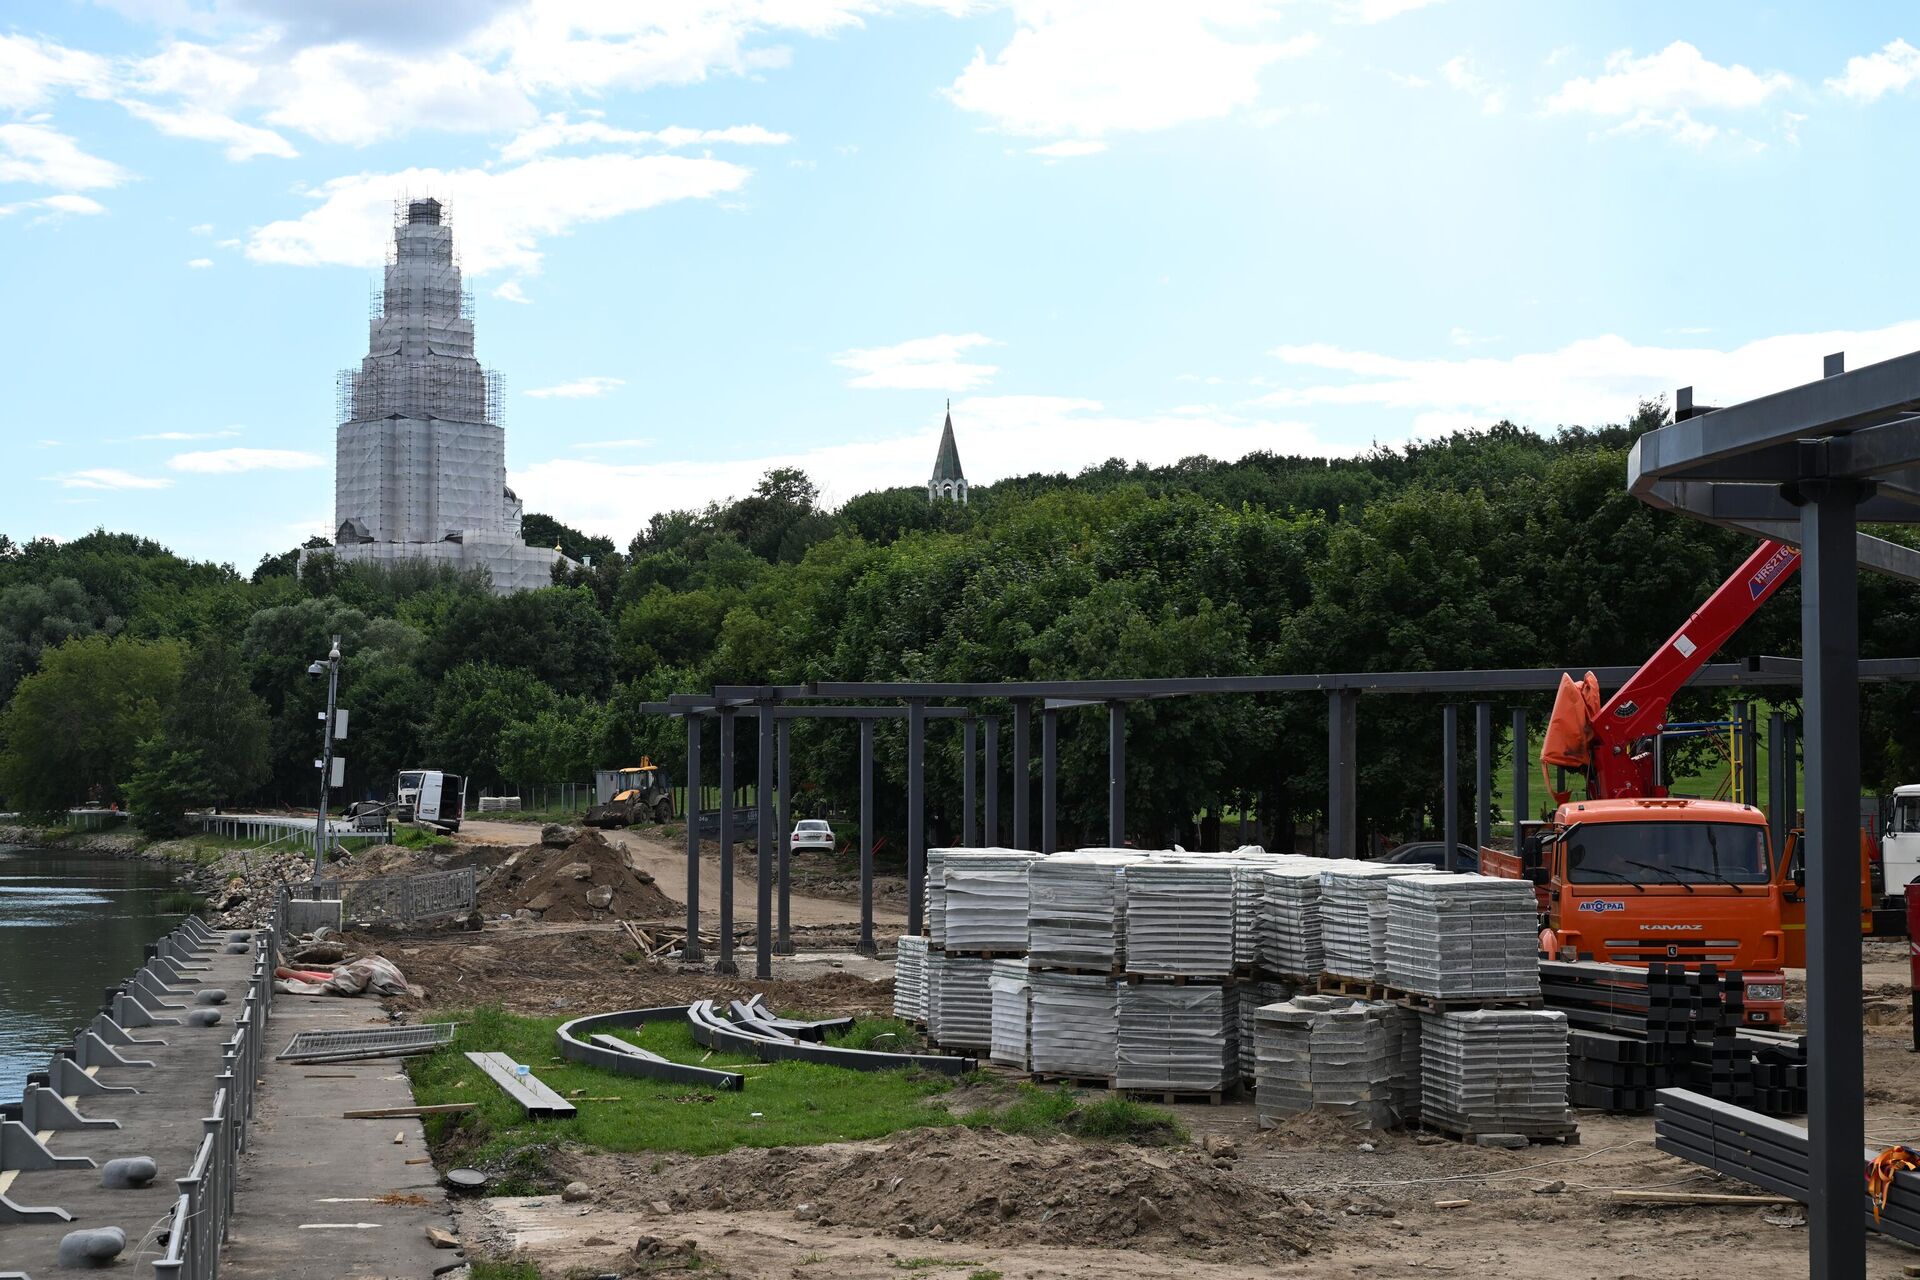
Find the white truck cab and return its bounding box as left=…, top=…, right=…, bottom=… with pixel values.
left=396, top=769, right=466, bottom=832
left=1883, top=784, right=1920, bottom=897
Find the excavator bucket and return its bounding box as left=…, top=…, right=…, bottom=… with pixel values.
left=1540, top=671, right=1601, bottom=807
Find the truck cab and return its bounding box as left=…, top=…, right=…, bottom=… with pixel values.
left=394, top=769, right=465, bottom=832
left=1483, top=797, right=1787, bottom=1026
left=1883, top=785, right=1920, bottom=903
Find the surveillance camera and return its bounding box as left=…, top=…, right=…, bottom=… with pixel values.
left=329, top=647, right=341, bottom=661
left=308, top=661, right=326, bottom=676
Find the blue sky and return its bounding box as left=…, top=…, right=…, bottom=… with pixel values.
left=6, top=0, right=1920, bottom=568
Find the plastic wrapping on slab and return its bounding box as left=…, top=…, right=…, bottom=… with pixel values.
left=1027, top=851, right=1145, bottom=970
left=1419, top=1008, right=1572, bottom=1135
left=893, top=936, right=928, bottom=1022
left=927, top=952, right=994, bottom=1053
left=1121, top=861, right=1237, bottom=976
left=988, top=958, right=1031, bottom=1070
left=1385, top=873, right=1541, bottom=1000
left=943, top=851, right=1042, bottom=953
left=1027, top=969, right=1117, bottom=1079
left=1115, top=982, right=1237, bottom=1092
left=1320, top=863, right=1426, bottom=983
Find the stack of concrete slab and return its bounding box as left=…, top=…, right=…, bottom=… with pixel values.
left=1256, top=861, right=1329, bottom=977
left=1116, top=982, right=1237, bottom=1092
left=1027, top=851, right=1144, bottom=971
left=1253, top=994, right=1405, bottom=1129
left=1420, top=1008, right=1572, bottom=1138
left=1386, top=873, right=1542, bottom=1000
left=989, top=958, right=1031, bottom=1070
left=926, top=847, right=956, bottom=949
left=944, top=850, right=1042, bottom=954
left=1321, top=863, right=1422, bottom=983
left=927, top=951, right=993, bottom=1053
left=1384, top=1003, right=1424, bottom=1124
left=1123, top=860, right=1237, bottom=976
left=893, top=935, right=927, bottom=1023
left=1238, top=979, right=1296, bottom=1081
left=1027, top=968, right=1118, bottom=1079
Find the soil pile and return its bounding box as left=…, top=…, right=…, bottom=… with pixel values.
left=480, top=829, right=677, bottom=922
left=575, top=1127, right=1314, bottom=1262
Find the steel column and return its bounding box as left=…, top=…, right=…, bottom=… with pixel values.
left=776, top=719, right=793, bottom=957
left=715, top=707, right=737, bottom=976
left=1510, top=707, right=1528, bottom=829
left=962, top=718, right=977, bottom=847
left=1474, top=701, right=1493, bottom=852
left=983, top=717, right=1000, bottom=846
left=1797, top=478, right=1867, bottom=1277
left=1786, top=718, right=1799, bottom=824
left=858, top=718, right=876, bottom=956
left=755, top=703, right=774, bottom=981
left=683, top=714, right=703, bottom=961
left=906, top=699, right=927, bottom=936
left=1041, top=707, right=1059, bottom=853
left=1011, top=698, right=1032, bottom=850
left=1768, top=709, right=1787, bottom=858
left=1744, top=702, right=1761, bottom=810
left=1442, top=704, right=1460, bottom=872
left=1327, top=689, right=1357, bottom=859
left=1107, top=701, right=1127, bottom=847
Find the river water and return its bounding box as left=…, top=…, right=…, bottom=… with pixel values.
left=0, top=844, right=184, bottom=1100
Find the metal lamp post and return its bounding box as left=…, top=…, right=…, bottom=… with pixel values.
left=310, top=635, right=342, bottom=879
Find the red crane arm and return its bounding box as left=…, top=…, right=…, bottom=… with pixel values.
left=1591, top=539, right=1800, bottom=771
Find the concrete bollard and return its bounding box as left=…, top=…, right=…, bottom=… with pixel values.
left=56, top=1225, right=126, bottom=1267
left=99, top=1156, right=157, bottom=1189
left=186, top=1009, right=222, bottom=1027
left=194, top=989, right=228, bottom=1006
left=227, top=932, right=253, bottom=944
left=224, top=942, right=249, bottom=954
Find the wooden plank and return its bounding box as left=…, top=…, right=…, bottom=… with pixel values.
left=340, top=1103, right=476, bottom=1119
left=464, top=1051, right=578, bottom=1119
left=1610, top=1190, right=1797, bottom=1206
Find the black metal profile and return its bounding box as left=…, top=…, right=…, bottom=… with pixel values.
left=553, top=1006, right=745, bottom=1090
left=684, top=1000, right=974, bottom=1076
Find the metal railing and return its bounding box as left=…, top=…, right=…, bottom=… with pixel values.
left=287, top=866, right=476, bottom=924
left=193, top=812, right=390, bottom=856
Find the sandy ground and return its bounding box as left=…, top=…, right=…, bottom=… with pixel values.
left=460, top=818, right=908, bottom=929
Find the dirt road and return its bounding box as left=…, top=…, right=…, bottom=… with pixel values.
left=459, top=818, right=907, bottom=930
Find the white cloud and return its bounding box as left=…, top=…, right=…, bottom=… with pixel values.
left=512, top=394, right=1336, bottom=539
left=1028, top=139, right=1107, bottom=157
left=132, top=429, right=241, bottom=440
left=833, top=333, right=1000, bottom=390
left=0, top=34, right=113, bottom=110
left=1546, top=41, right=1791, bottom=117
left=0, top=193, right=108, bottom=218
left=499, top=112, right=791, bottom=162
left=946, top=1, right=1319, bottom=138
left=492, top=279, right=532, bottom=304
left=187, top=256, right=214, bottom=268
left=118, top=97, right=297, bottom=159
left=168, top=447, right=325, bottom=473
left=1828, top=38, right=1920, bottom=102
left=1259, top=320, right=1920, bottom=437
left=189, top=221, right=213, bottom=233
left=524, top=375, right=625, bottom=399
left=264, top=44, right=535, bottom=146
left=0, top=123, right=131, bottom=190
left=1344, top=0, right=1443, bottom=20
left=571, top=437, right=656, bottom=450
left=1603, top=107, right=1725, bottom=149
left=56, top=468, right=173, bottom=491
left=246, top=152, right=752, bottom=275
left=1440, top=55, right=1505, bottom=114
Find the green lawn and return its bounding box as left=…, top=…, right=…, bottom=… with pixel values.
left=407, top=1007, right=1178, bottom=1187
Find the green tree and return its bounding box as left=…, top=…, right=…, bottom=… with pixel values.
left=124, top=738, right=214, bottom=838
left=423, top=663, right=560, bottom=790
left=0, top=635, right=184, bottom=813
left=164, top=637, right=271, bottom=808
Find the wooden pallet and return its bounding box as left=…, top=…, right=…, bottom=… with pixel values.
left=1392, top=991, right=1546, bottom=1015
left=1118, top=1086, right=1237, bottom=1106
left=1317, top=974, right=1390, bottom=1000
left=1417, top=1122, right=1580, bottom=1148
left=1029, top=1072, right=1112, bottom=1089
left=1028, top=963, right=1124, bottom=978
left=1123, top=972, right=1235, bottom=986
left=945, top=949, right=1024, bottom=961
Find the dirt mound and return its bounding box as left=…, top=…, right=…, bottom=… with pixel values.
left=571, top=1127, right=1313, bottom=1262
left=480, top=829, right=677, bottom=922
left=334, top=841, right=508, bottom=882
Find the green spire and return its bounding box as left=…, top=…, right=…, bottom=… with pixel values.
left=930, top=400, right=964, bottom=484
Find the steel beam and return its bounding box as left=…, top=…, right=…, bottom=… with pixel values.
left=1768, top=709, right=1787, bottom=857
left=858, top=719, right=876, bottom=957
left=1041, top=706, right=1059, bottom=854
left=1797, top=478, right=1868, bottom=1277
left=983, top=716, right=1000, bottom=846
left=715, top=707, right=737, bottom=976
left=1442, top=704, right=1460, bottom=873
left=1511, top=707, right=1529, bottom=828
left=776, top=719, right=793, bottom=957
left=906, top=698, right=926, bottom=936
left=756, top=703, right=774, bottom=981
left=1011, top=698, right=1031, bottom=849
left=1108, top=700, right=1127, bottom=848
left=1474, top=701, right=1492, bottom=852
left=683, top=712, right=703, bottom=961
left=1327, top=689, right=1357, bottom=859
left=962, top=718, right=977, bottom=847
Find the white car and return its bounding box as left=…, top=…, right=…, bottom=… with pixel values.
left=790, top=819, right=835, bottom=852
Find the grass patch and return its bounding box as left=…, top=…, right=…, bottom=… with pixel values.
left=959, top=1083, right=1078, bottom=1134
left=1069, top=1096, right=1186, bottom=1143
left=156, top=889, right=207, bottom=914
left=469, top=1261, right=542, bottom=1280
left=393, top=825, right=453, bottom=849
left=827, top=1016, right=926, bottom=1053
left=406, top=1006, right=961, bottom=1173
left=970, top=1271, right=1004, bottom=1280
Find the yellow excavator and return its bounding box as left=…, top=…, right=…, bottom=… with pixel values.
left=584, top=758, right=675, bottom=828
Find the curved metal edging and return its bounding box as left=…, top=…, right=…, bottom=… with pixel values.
left=553, top=1006, right=746, bottom=1090
left=687, top=1000, right=975, bottom=1076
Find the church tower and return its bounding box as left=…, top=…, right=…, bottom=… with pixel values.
left=928, top=402, right=968, bottom=505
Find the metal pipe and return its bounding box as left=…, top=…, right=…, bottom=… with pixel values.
left=983, top=717, right=1000, bottom=846
left=1327, top=690, right=1357, bottom=858
left=312, top=635, right=341, bottom=879
left=715, top=707, right=737, bottom=976
left=1745, top=702, right=1761, bottom=810
left=1442, top=704, right=1460, bottom=873
left=776, top=719, right=793, bottom=956
left=906, top=699, right=927, bottom=936
left=1041, top=707, right=1058, bottom=854
left=1475, top=700, right=1493, bottom=852
left=755, top=703, right=774, bottom=981
left=1108, top=700, right=1127, bottom=848
left=858, top=719, right=876, bottom=956
left=1798, top=477, right=1867, bottom=1276
left=1511, top=707, right=1528, bottom=828
left=962, top=718, right=977, bottom=847
left=1768, top=709, right=1787, bottom=858
left=1011, top=699, right=1031, bottom=849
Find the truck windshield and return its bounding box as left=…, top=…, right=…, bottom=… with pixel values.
left=1892, top=796, right=1920, bottom=834
left=1566, top=821, right=1770, bottom=885
left=398, top=772, right=423, bottom=791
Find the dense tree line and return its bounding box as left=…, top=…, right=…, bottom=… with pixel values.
left=3, top=409, right=1916, bottom=850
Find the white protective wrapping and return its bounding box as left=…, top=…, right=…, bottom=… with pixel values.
left=1027, top=851, right=1144, bottom=970
left=943, top=850, right=1041, bottom=953
left=1027, top=969, right=1118, bottom=1079
left=1115, top=982, right=1237, bottom=1092
left=893, top=935, right=928, bottom=1023
left=988, top=958, right=1031, bottom=1070
left=1385, top=873, right=1542, bottom=1000
left=1419, top=1008, right=1571, bottom=1136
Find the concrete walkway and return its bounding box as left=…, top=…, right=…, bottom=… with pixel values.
left=221, top=994, right=453, bottom=1279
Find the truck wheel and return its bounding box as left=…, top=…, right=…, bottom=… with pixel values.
left=654, top=800, right=673, bottom=823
